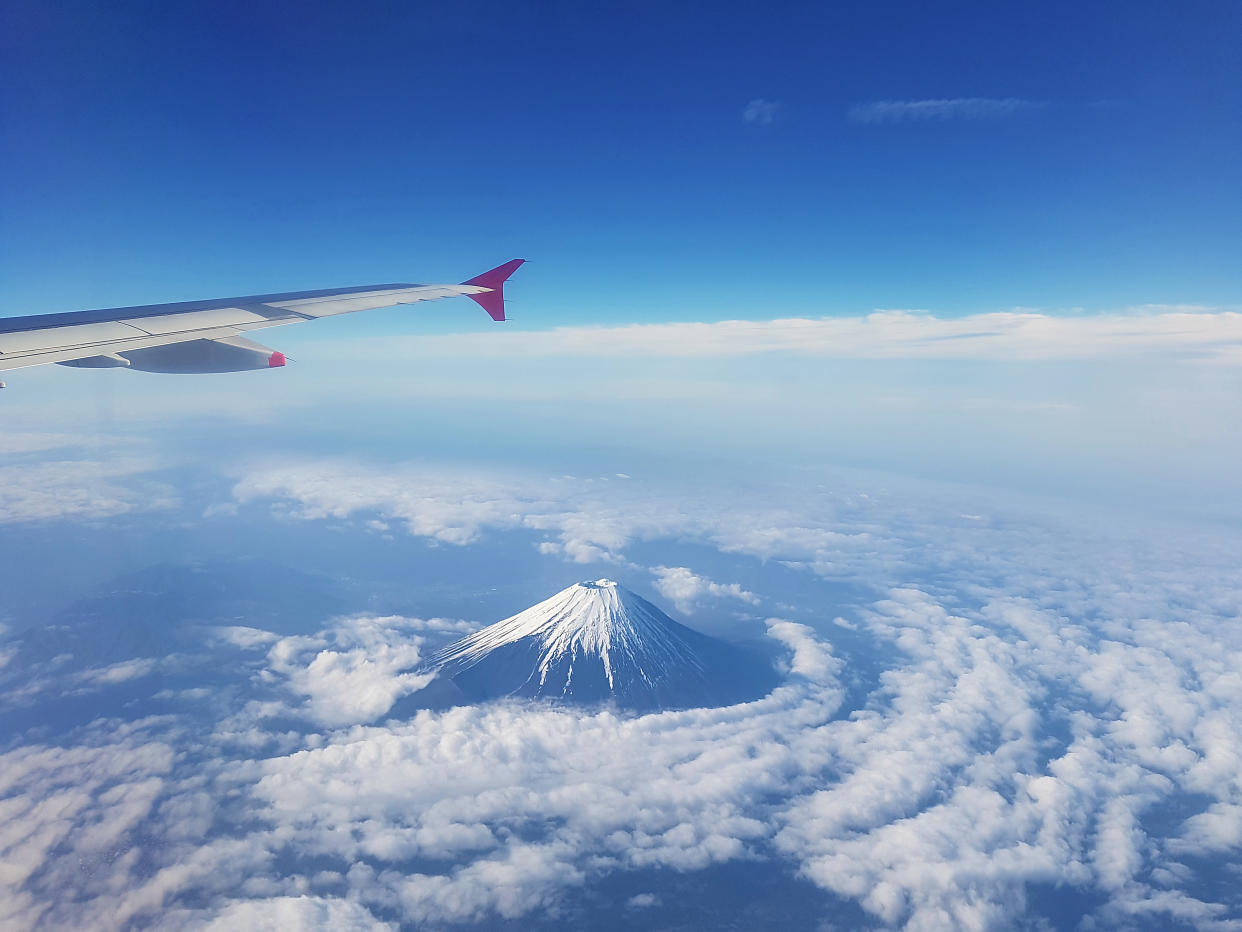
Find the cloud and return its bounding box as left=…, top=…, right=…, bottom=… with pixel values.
left=651, top=566, right=759, bottom=614
left=73, top=658, right=160, bottom=687
left=0, top=720, right=184, bottom=928
left=765, top=620, right=840, bottom=684
left=0, top=456, right=178, bottom=524
left=262, top=616, right=442, bottom=727
left=0, top=433, right=177, bottom=524
left=849, top=97, right=1044, bottom=124
left=221, top=466, right=1242, bottom=926
left=234, top=463, right=534, bottom=548
left=238, top=646, right=844, bottom=923
left=0, top=622, right=846, bottom=927
left=202, top=895, right=394, bottom=930
left=627, top=892, right=659, bottom=908
left=6, top=464, right=1242, bottom=929
left=743, top=98, right=782, bottom=125
left=232, top=461, right=882, bottom=577
left=331, top=308, right=1242, bottom=365
left=0, top=432, right=111, bottom=455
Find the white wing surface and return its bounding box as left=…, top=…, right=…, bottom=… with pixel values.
left=0, top=260, right=524, bottom=377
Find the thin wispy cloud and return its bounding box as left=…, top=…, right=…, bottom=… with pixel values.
left=849, top=97, right=1044, bottom=124
left=0, top=435, right=177, bottom=524
left=232, top=463, right=879, bottom=571
left=743, top=98, right=783, bottom=125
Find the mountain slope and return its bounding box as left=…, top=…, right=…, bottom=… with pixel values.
left=432, top=579, right=776, bottom=710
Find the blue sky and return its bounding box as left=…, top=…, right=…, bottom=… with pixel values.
left=2, top=0, right=1239, bottom=321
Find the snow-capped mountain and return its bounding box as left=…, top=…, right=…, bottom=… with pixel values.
left=431, top=579, right=776, bottom=709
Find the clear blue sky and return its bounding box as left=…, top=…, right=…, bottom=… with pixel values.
left=1, top=0, right=1238, bottom=323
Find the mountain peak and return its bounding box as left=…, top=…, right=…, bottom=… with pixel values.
left=431, top=580, right=777, bottom=709
left=434, top=579, right=700, bottom=691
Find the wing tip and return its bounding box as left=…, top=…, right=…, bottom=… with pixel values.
left=462, top=259, right=526, bottom=322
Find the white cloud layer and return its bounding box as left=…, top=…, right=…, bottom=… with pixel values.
left=336, top=308, right=1242, bottom=365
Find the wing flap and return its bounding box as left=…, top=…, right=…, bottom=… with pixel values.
left=0, top=325, right=251, bottom=371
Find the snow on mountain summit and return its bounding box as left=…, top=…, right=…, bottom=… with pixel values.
left=432, top=579, right=777, bottom=710
left=435, top=579, right=702, bottom=689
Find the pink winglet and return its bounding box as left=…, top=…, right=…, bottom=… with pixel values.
left=268, top=351, right=286, bottom=368
left=462, top=258, right=526, bottom=322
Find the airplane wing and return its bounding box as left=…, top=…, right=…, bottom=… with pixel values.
left=0, top=259, right=524, bottom=380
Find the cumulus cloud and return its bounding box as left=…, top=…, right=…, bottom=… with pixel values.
left=849, top=97, right=1044, bottom=123
left=262, top=616, right=442, bottom=727
left=743, top=98, right=783, bottom=125
left=0, top=620, right=846, bottom=928
left=202, top=895, right=394, bottom=930
left=332, top=307, right=1242, bottom=365
left=651, top=565, right=759, bottom=614
left=0, top=720, right=183, bottom=929
left=765, top=620, right=840, bottom=684
left=237, top=646, right=844, bottom=923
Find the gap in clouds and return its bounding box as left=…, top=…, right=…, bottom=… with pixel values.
left=447, top=860, right=861, bottom=931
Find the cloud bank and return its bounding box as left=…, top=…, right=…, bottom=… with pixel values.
left=339, top=308, right=1242, bottom=364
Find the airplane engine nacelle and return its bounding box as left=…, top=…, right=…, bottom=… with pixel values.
left=58, top=336, right=286, bottom=374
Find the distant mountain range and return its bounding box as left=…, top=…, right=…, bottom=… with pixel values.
left=430, top=579, right=778, bottom=710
